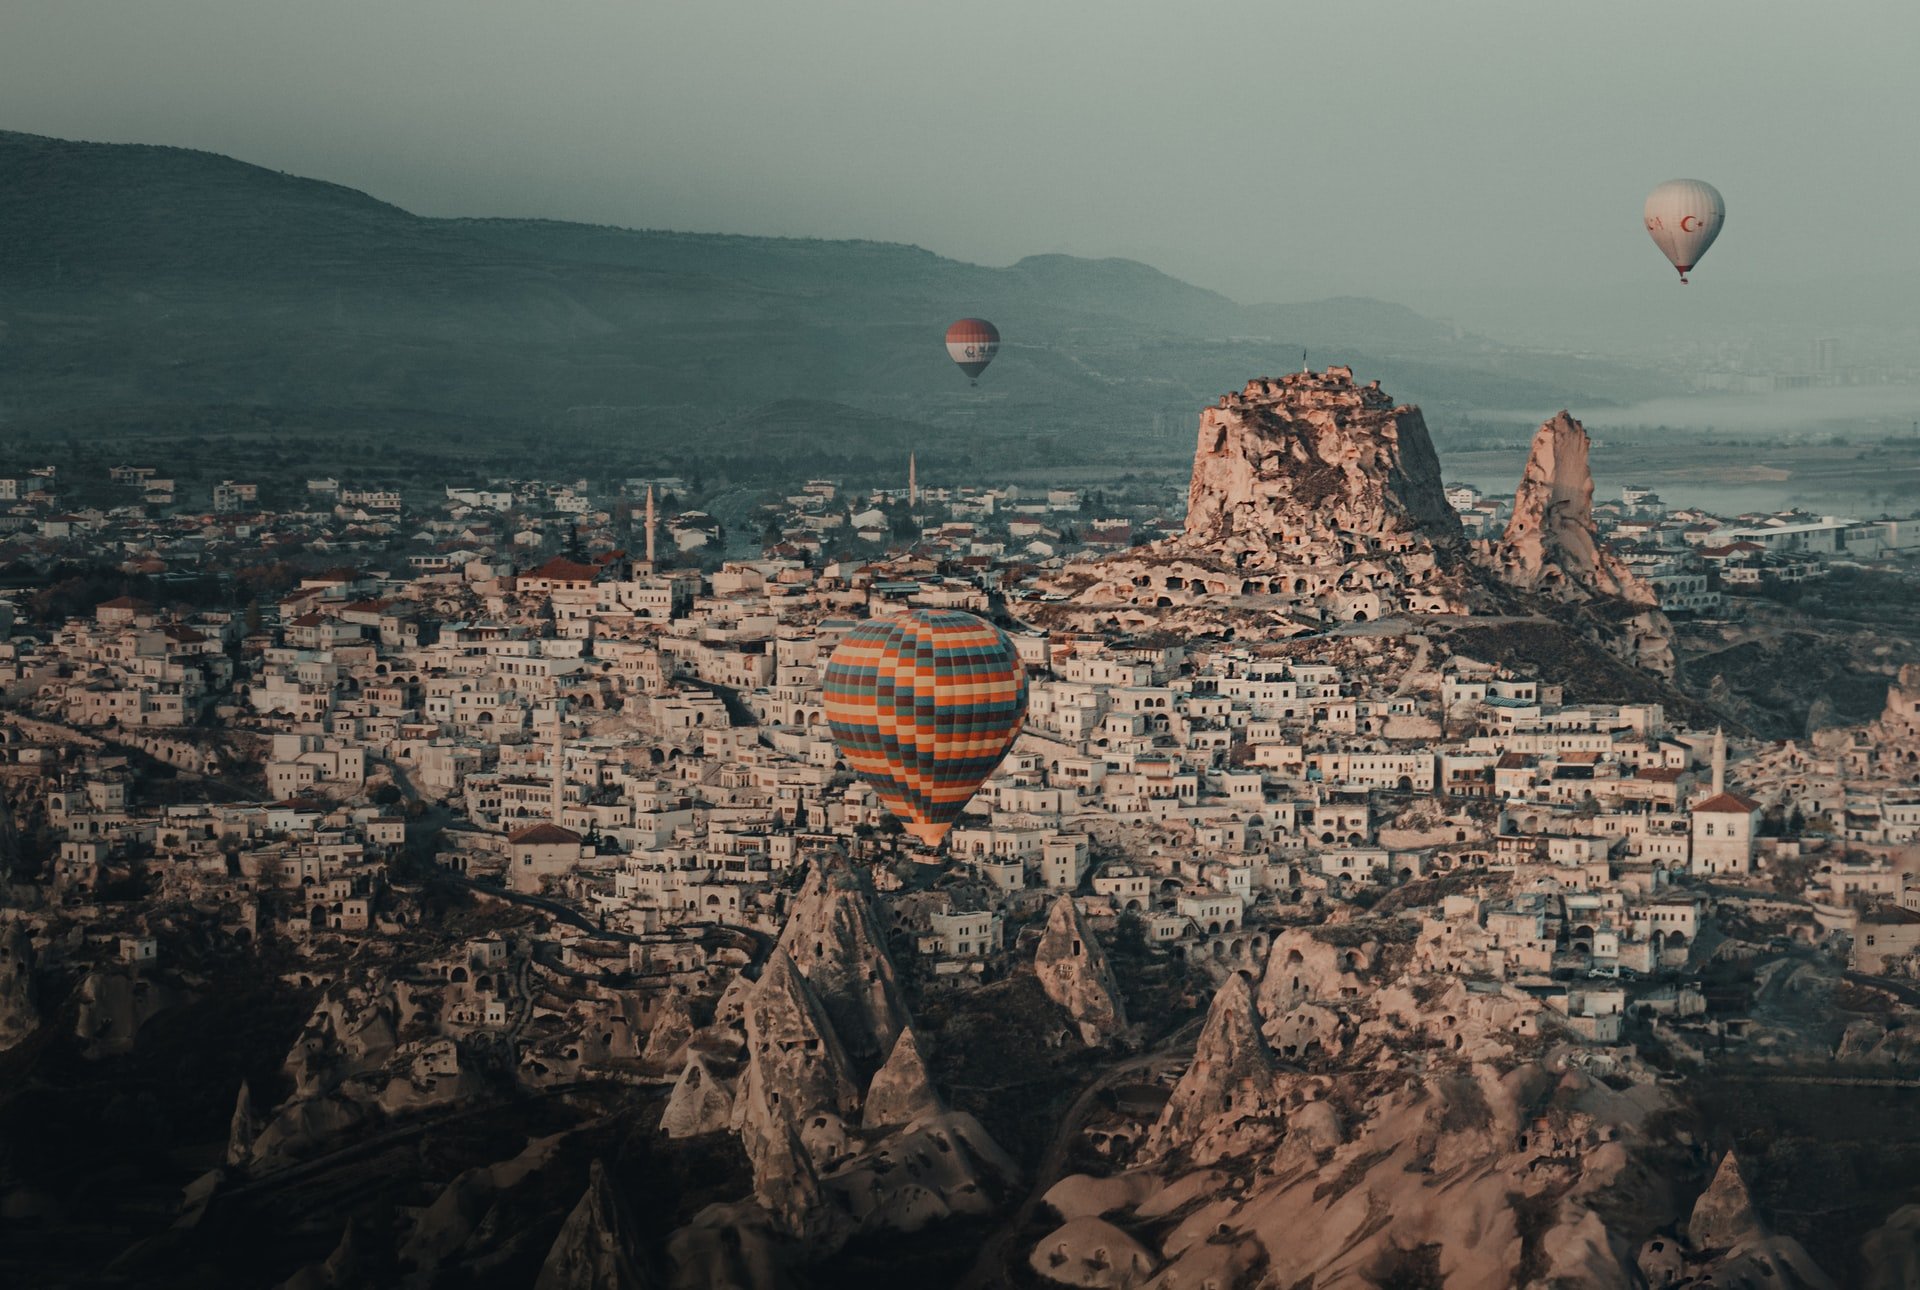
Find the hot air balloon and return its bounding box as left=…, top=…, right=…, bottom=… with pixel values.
left=945, top=318, right=1000, bottom=384
left=1644, top=179, right=1725, bottom=284
left=824, top=608, right=1028, bottom=849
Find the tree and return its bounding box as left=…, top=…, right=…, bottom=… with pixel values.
left=1112, top=909, right=1149, bottom=960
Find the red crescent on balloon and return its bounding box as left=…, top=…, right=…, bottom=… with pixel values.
left=1680, top=215, right=1699, bottom=232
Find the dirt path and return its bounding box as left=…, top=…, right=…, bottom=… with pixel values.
left=957, top=1016, right=1203, bottom=1290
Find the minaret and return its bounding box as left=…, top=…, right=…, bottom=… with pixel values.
left=908, top=453, right=918, bottom=508
left=550, top=698, right=567, bottom=826
left=1710, top=727, right=1726, bottom=797
left=644, top=486, right=657, bottom=567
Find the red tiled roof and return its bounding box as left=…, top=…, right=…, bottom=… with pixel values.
left=1694, top=792, right=1760, bottom=814
left=509, top=823, right=582, bottom=845
left=523, top=557, right=602, bottom=583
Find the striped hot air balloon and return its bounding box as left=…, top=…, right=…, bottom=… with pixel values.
left=824, top=609, right=1029, bottom=849
left=944, top=317, right=1000, bottom=382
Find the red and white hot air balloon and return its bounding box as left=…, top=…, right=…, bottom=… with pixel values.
left=1643, top=179, right=1725, bottom=284
left=944, top=318, right=999, bottom=383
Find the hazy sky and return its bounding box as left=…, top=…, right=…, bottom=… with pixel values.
left=5, top=0, right=1915, bottom=308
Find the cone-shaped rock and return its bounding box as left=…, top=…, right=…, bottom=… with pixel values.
left=661, top=1050, right=734, bottom=1139
left=862, top=1026, right=944, bottom=1129
left=535, top=1159, right=654, bottom=1290
left=775, top=861, right=909, bottom=1066
left=642, top=991, right=696, bottom=1068
left=1494, top=411, right=1648, bottom=603
left=0, top=921, right=41, bottom=1053
left=1688, top=1151, right=1764, bottom=1252
left=1150, top=973, right=1273, bottom=1151
left=226, top=1079, right=258, bottom=1166
left=1034, top=896, right=1128, bottom=1047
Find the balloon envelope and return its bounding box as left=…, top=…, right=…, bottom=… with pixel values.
left=1644, top=179, right=1724, bottom=282
left=824, top=609, right=1028, bottom=848
left=945, top=318, right=1000, bottom=379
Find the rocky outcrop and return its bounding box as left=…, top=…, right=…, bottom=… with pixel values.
left=1033, top=896, right=1128, bottom=1047
left=1029, top=370, right=1676, bottom=685
left=1687, top=1150, right=1763, bottom=1251
left=824, top=1111, right=1015, bottom=1232
left=1494, top=412, right=1646, bottom=603
left=1147, top=973, right=1273, bottom=1157
left=535, top=1159, right=654, bottom=1290
left=1036, top=368, right=1484, bottom=637
left=661, top=1050, right=735, bottom=1139
left=1880, top=664, right=1920, bottom=741
left=73, top=967, right=175, bottom=1058
left=642, top=992, right=696, bottom=1068
left=226, top=1080, right=259, bottom=1167
left=1491, top=411, right=1675, bottom=676
left=249, top=976, right=477, bottom=1169
left=0, top=920, right=39, bottom=1052
left=730, top=951, right=860, bottom=1183
left=1029, top=1215, right=1157, bottom=1288
left=397, top=1132, right=570, bottom=1280
left=1184, top=367, right=1464, bottom=555
left=776, top=861, right=909, bottom=1067
left=862, top=1026, right=943, bottom=1129
left=1029, top=920, right=1835, bottom=1289
left=1663, top=1151, right=1835, bottom=1287
left=1860, top=1204, right=1920, bottom=1290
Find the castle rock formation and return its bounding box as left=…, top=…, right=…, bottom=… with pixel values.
left=1046, top=368, right=1481, bottom=634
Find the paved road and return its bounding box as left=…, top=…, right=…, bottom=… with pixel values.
left=957, top=1016, right=1204, bottom=1290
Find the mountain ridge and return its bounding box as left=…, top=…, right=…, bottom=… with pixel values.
left=0, top=129, right=1672, bottom=473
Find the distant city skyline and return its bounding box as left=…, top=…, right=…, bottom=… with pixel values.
left=5, top=0, right=1916, bottom=317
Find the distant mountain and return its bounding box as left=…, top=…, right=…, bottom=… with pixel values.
left=0, top=131, right=1673, bottom=476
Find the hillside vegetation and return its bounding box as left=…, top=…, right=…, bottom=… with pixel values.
left=0, top=131, right=1666, bottom=478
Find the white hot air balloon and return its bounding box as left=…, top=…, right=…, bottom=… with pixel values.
left=1643, top=179, right=1725, bottom=284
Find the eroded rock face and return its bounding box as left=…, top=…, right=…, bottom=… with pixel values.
left=226, top=1080, right=258, bottom=1167
left=1489, top=410, right=1676, bottom=676
left=73, top=967, right=175, bottom=1058
left=535, top=1159, right=653, bottom=1290
left=729, top=950, right=860, bottom=1191
left=1860, top=1204, right=1920, bottom=1290
left=1029, top=369, right=1673, bottom=679
left=642, top=992, right=696, bottom=1069
left=661, top=1051, right=735, bottom=1139
left=0, top=921, right=40, bottom=1053
left=1680, top=1151, right=1834, bottom=1288
left=1147, top=973, right=1273, bottom=1157
left=862, top=1026, right=943, bottom=1129
left=1495, top=412, right=1645, bottom=603
left=776, top=862, right=909, bottom=1066
left=1185, top=367, right=1463, bottom=556
left=1687, top=1150, right=1764, bottom=1251
left=1029, top=1215, right=1157, bottom=1288
left=657, top=859, right=1016, bottom=1283
left=1029, top=921, right=1844, bottom=1289
left=1034, top=896, right=1128, bottom=1047
left=1042, top=369, right=1480, bottom=635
